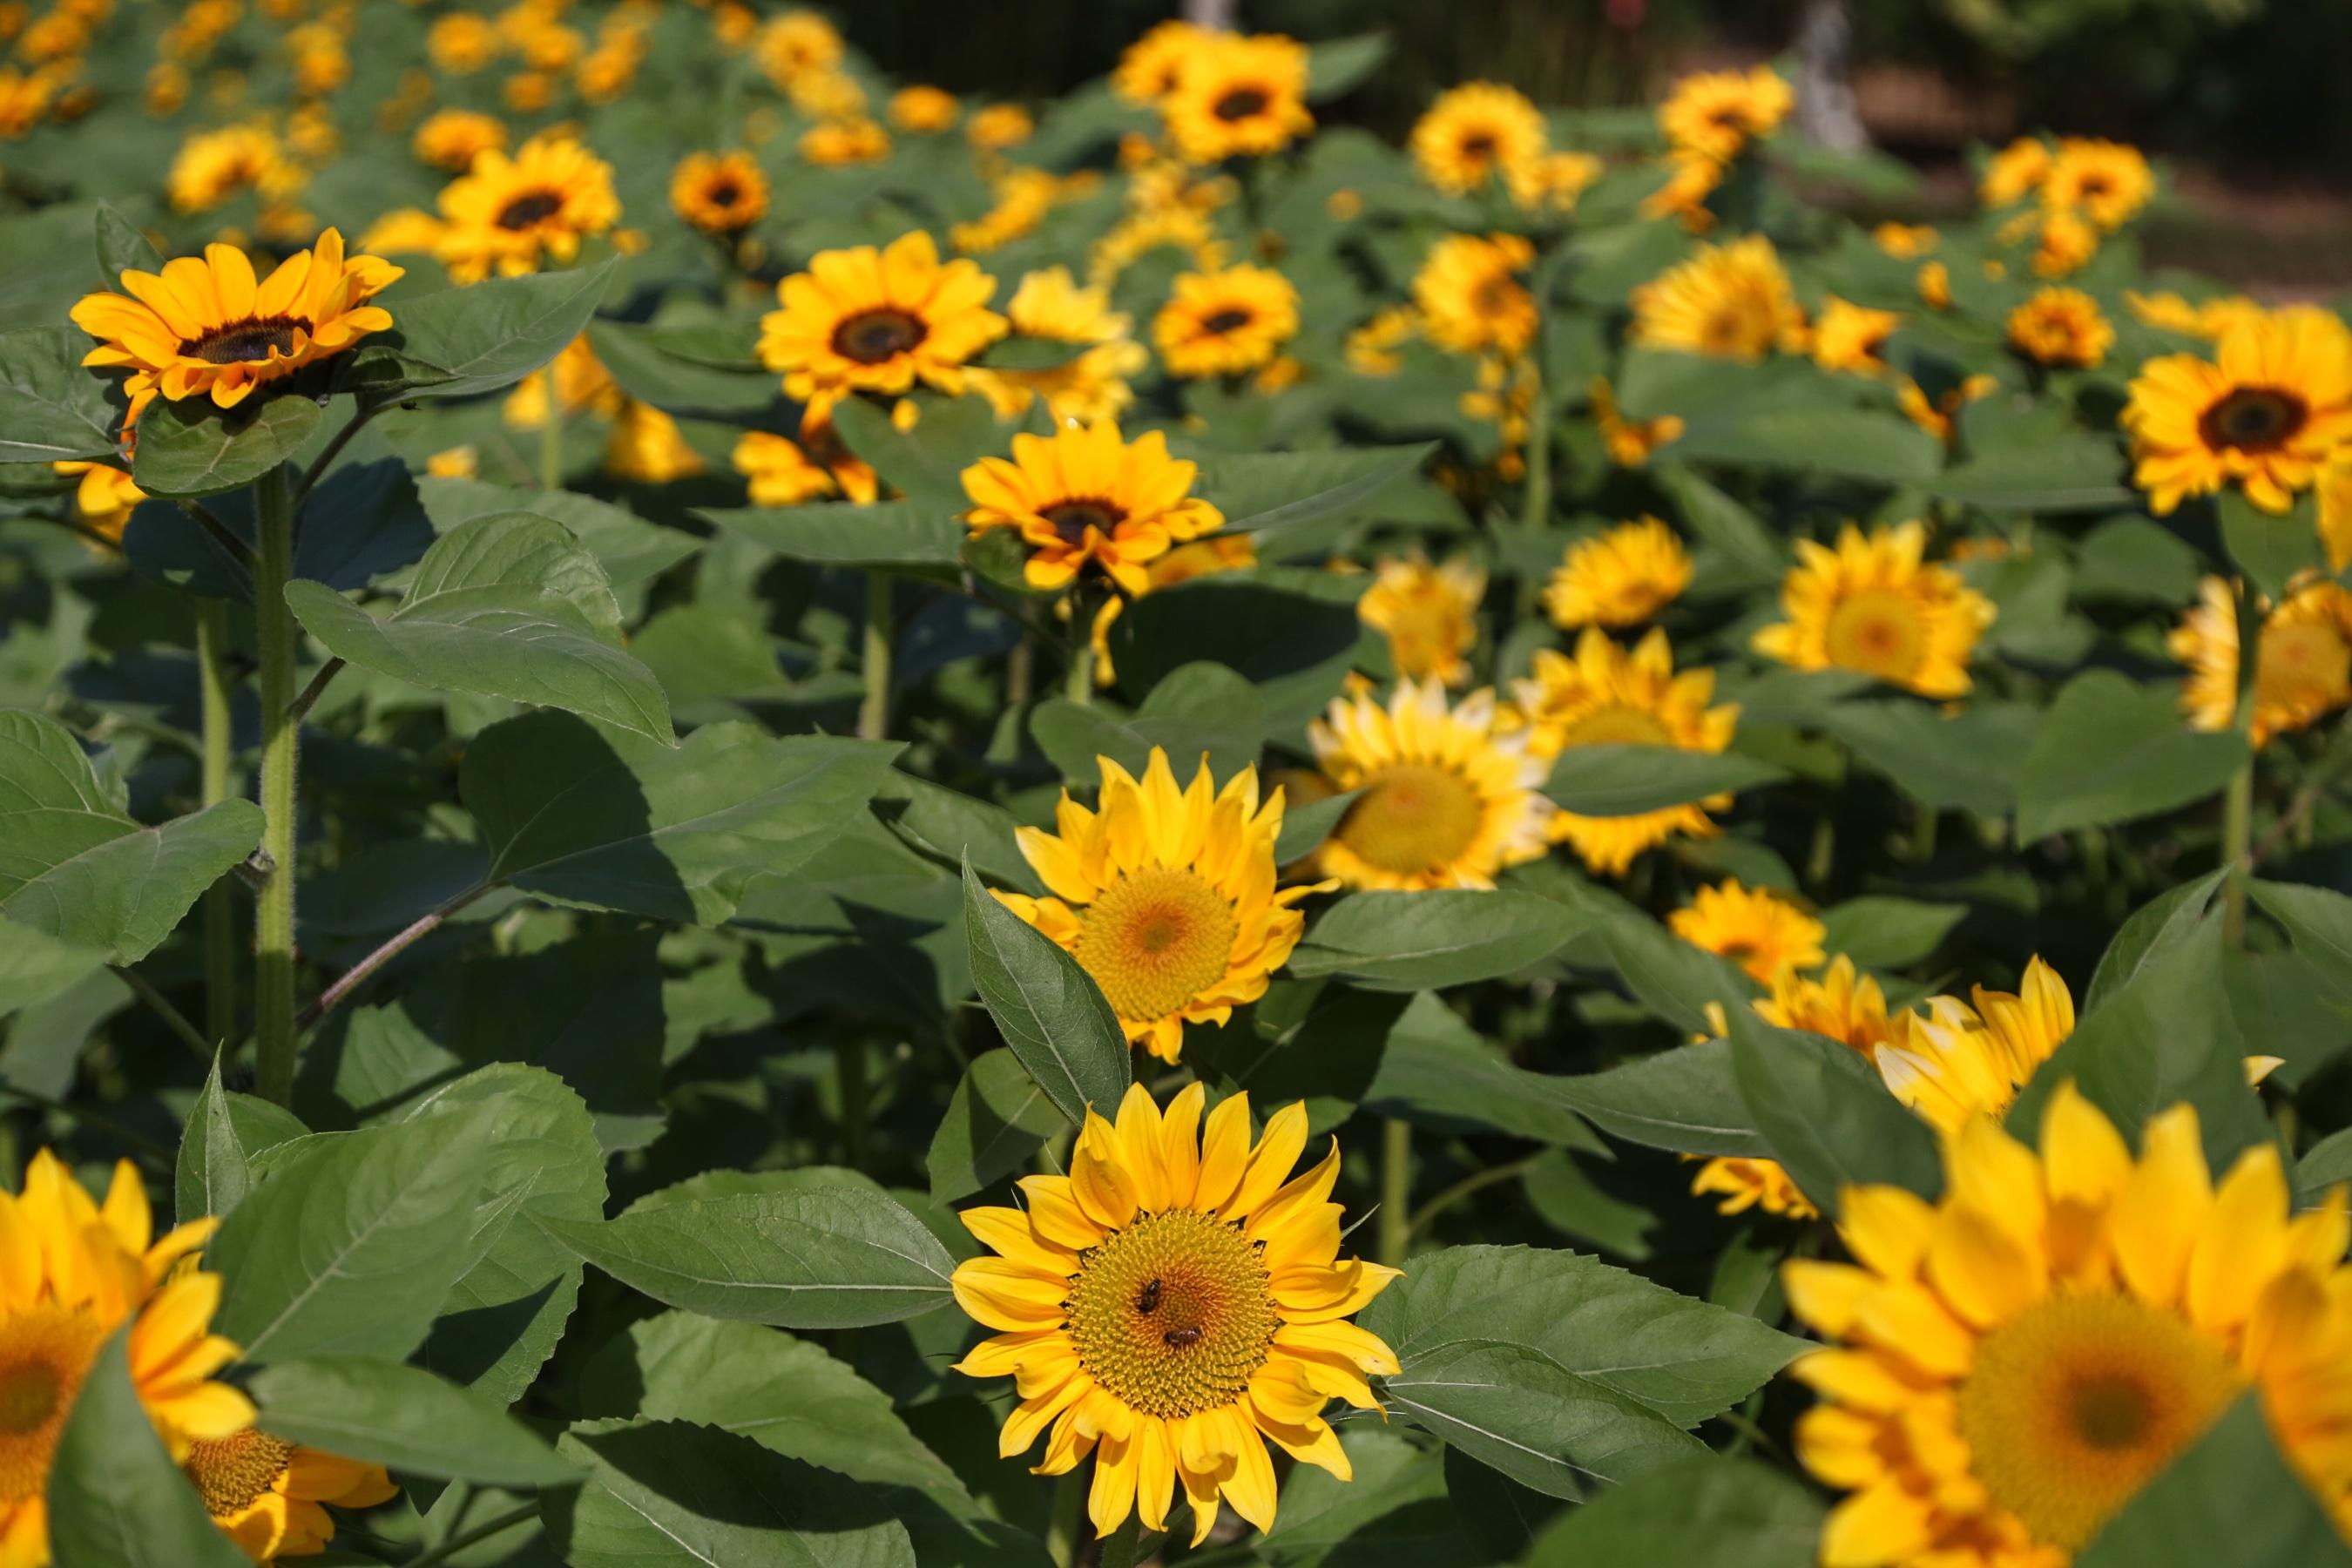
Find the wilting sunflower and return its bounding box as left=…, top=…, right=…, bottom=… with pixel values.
left=670, top=150, right=768, bottom=235
left=2170, top=573, right=2352, bottom=746
left=1670, top=880, right=1826, bottom=984
left=970, top=267, right=1149, bottom=426
left=1412, top=233, right=1538, bottom=360
left=1356, top=555, right=1487, bottom=686
left=1307, top=678, right=1552, bottom=891
left=1514, top=629, right=1740, bottom=876
left=1630, top=235, right=1805, bottom=362
left=1871, top=956, right=2072, bottom=1138
left=187, top=1429, right=396, bottom=1563
left=2005, top=287, right=2112, bottom=369
left=1752, top=522, right=1996, bottom=699
left=1159, top=31, right=1311, bottom=165
left=1979, top=136, right=2051, bottom=207
left=166, top=124, right=300, bottom=213
left=961, top=420, right=1224, bottom=596
left=758, top=230, right=1006, bottom=406
left=1153, top=264, right=1299, bottom=379
left=72, top=230, right=401, bottom=427
left=1787, top=1085, right=2352, bottom=1563
left=410, top=108, right=505, bottom=172
left=2123, top=307, right=2352, bottom=516
left=1589, top=377, right=1685, bottom=467
left=1408, top=81, right=1546, bottom=196
left=2042, top=136, right=2154, bottom=231
left=1091, top=536, right=1258, bottom=686
left=1111, top=18, right=1208, bottom=105
left=1543, top=517, right=1692, bottom=630
left=1810, top=296, right=1901, bottom=378
left=1657, top=64, right=1792, bottom=162
left=951, top=1083, right=1399, bottom=1541
left=52, top=460, right=145, bottom=542
left=993, top=751, right=1321, bottom=1062
left=0, top=1151, right=253, bottom=1563
left=432, top=132, right=620, bottom=283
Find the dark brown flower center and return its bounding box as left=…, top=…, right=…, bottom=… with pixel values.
left=186, top=315, right=307, bottom=364
left=1041, top=498, right=1126, bottom=544
left=1213, top=87, right=1268, bottom=122
left=831, top=308, right=928, bottom=364
left=706, top=179, right=743, bottom=210
left=495, top=190, right=564, bottom=230
left=1461, top=132, right=1496, bottom=159
left=2201, top=387, right=2307, bottom=454
left=1200, top=308, right=1252, bottom=336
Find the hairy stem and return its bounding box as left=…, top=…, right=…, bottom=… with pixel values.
left=251, top=463, right=301, bottom=1104
left=859, top=571, right=891, bottom=741
left=2222, top=579, right=2261, bottom=947
left=193, top=596, right=237, bottom=1047
left=1097, top=1512, right=1142, bottom=1568
left=1378, top=1116, right=1411, bottom=1267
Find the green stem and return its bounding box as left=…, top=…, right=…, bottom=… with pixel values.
left=1097, top=1511, right=1141, bottom=1568
left=1044, top=1470, right=1086, bottom=1568
left=538, top=402, right=564, bottom=491
left=1407, top=1152, right=1539, bottom=1242
left=251, top=463, right=300, bottom=1105
left=1378, top=1117, right=1411, bottom=1268
left=401, top=1503, right=539, bottom=1568
left=1515, top=367, right=1553, bottom=621
left=109, top=966, right=211, bottom=1062
left=193, top=597, right=236, bottom=1048
left=859, top=571, right=891, bottom=741
left=2222, top=580, right=2261, bottom=948
left=1909, top=802, right=1938, bottom=865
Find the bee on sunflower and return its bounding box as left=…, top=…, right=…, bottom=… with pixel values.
left=2170, top=573, right=2352, bottom=747
left=1751, top=522, right=1997, bottom=699
left=1152, top=264, right=1299, bottom=379
left=1629, top=235, right=1807, bottom=362
left=757, top=230, right=1006, bottom=407
left=431, top=132, right=620, bottom=283
left=1543, top=517, right=1693, bottom=631
left=959, top=420, right=1225, bottom=597
left=2123, top=306, right=2352, bottom=517
left=1158, top=31, right=1311, bottom=165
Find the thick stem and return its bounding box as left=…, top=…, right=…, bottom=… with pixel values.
left=194, top=597, right=237, bottom=1047
left=1065, top=643, right=1094, bottom=703
left=1378, top=1116, right=1411, bottom=1267
left=1097, top=1512, right=1142, bottom=1568
left=859, top=572, right=891, bottom=741
left=251, top=463, right=301, bottom=1105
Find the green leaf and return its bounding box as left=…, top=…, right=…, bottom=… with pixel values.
left=1289, top=890, right=1588, bottom=990
left=1305, top=31, right=1389, bottom=99
left=417, top=476, right=703, bottom=591
left=961, top=856, right=1132, bottom=1123
left=1817, top=896, right=1966, bottom=969
left=542, top=1166, right=956, bottom=1329
left=94, top=202, right=163, bottom=280
left=1575, top=896, right=1764, bottom=1037
left=928, top=1047, right=1068, bottom=1204
left=1030, top=660, right=1267, bottom=783
left=1362, top=990, right=1605, bottom=1147
left=970, top=335, right=1089, bottom=370
left=1544, top=747, right=1785, bottom=816
left=1272, top=787, right=1361, bottom=868
left=342, top=259, right=616, bottom=401
left=831, top=392, right=999, bottom=506
left=1197, top=443, right=1437, bottom=534
left=1659, top=467, right=1787, bottom=582
left=0, top=324, right=126, bottom=462
left=44, top=1326, right=253, bottom=1568
left=2218, top=489, right=2325, bottom=603
left=1923, top=432, right=2132, bottom=512
left=2300, top=1127, right=2352, bottom=1193
left=131, top=389, right=324, bottom=498
left=174, top=1053, right=250, bottom=1227
left=587, top=316, right=779, bottom=415
left=703, top=498, right=964, bottom=571
left=2016, top=671, right=2248, bottom=841
left=2076, top=1395, right=2352, bottom=1567
left=1521, top=1454, right=1825, bottom=1568
left=2247, top=879, right=2352, bottom=1005
left=2073, top=517, right=2202, bottom=605
left=548, top=1419, right=917, bottom=1568
left=1728, top=1007, right=1943, bottom=1214
left=1814, top=699, right=2037, bottom=815
left=1668, top=405, right=1942, bottom=483
left=249, top=1355, right=578, bottom=1484
left=1107, top=574, right=1364, bottom=725
left=0, top=917, right=107, bottom=1018
left=1551, top=1039, right=1768, bottom=1158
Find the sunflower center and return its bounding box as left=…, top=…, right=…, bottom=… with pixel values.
left=1073, top=866, right=1238, bottom=1022
left=1825, top=588, right=1928, bottom=680
left=1956, top=1291, right=2243, bottom=1550
left=1213, top=88, right=1268, bottom=123
left=1336, top=761, right=1485, bottom=877
left=186, top=315, right=306, bottom=365
left=831, top=308, right=929, bottom=364
left=184, top=1429, right=297, bottom=1517
left=707, top=180, right=743, bottom=210
left=1040, top=498, right=1128, bottom=546
left=1062, top=1207, right=1278, bottom=1420
left=1700, top=304, right=1768, bottom=357
left=0, top=1305, right=105, bottom=1504
left=2256, top=618, right=2352, bottom=712
left=495, top=189, right=565, bottom=230
left=1460, top=132, right=1497, bottom=160
left=1200, top=308, right=1253, bottom=336
left=1556, top=704, right=1672, bottom=749
left=2200, top=387, right=2308, bottom=454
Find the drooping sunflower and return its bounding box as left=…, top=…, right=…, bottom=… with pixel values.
left=409, top=108, right=506, bottom=172
left=1630, top=235, right=1806, bottom=362
left=950, top=1082, right=1399, bottom=1542
left=670, top=150, right=768, bottom=235
left=1110, top=18, right=1208, bottom=105
left=1159, top=32, right=1311, bottom=166
left=2041, top=136, right=2154, bottom=232
left=1589, top=377, right=1685, bottom=467
left=2007, top=287, right=2113, bottom=369
left=1408, top=81, right=1546, bottom=196
left=731, top=429, right=838, bottom=506
left=758, top=230, right=1006, bottom=406
left=0, top=1150, right=253, bottom=1564
left=1412, top=233, right=1538, bottom=360
left=1809, top=296, right=1901, bottom=378
left=1669, top=879, right=1827, bottom=984
left=970, top=267, right=1148, bottom=426
left=1978, top=136, right=2051, bottom=207
left=2123, top=307, right=2352, bottom=516
left=1306, top=678, right=1553, bottom=891
left=2169, top=573, right=2352, bottom=746
left=960, top=421, right=1224, bottom=596
left=71, top=230, right=402, bottom=427
left=1090, top=536, right=1258, bottom=686
left=1870, top=956, right=2073, bottom=1137
left=1355, top=555, right=1486, bottom=686
left=1752, top=522, right=1997, bottom=699
left=1152, top=264, right=1299, bottom=379
left=1514, top=628, right=1740, bottom=877
left=889, top=84, right=961, bottom=133
left=1786, top=1085, right=2352, bottom=1563
left=1657, top=64, right=1792, bottom=162
left=1543, top=517, right=1692, bottom=631
left=186, top=1429, right=397, bottom=1563
left=432, top=132, right=620, bottom=283
left=166, top=124, right=300, bottom=213
left=994, top=750, right=1321, bottom=1062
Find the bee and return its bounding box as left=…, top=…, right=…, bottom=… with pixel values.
left=1163, top=1325, right=1203, bottom=1349
left=1136, top=1278, right=1162, bottom=1315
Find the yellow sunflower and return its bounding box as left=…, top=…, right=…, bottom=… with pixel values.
left=1159, top=32, right=1311, bottom=165
left=1870, top=956, right=2073, bottom=1138
left=950, top=1082, right=1400, bottom=1542
left=758, top=230, right=1006, bottom=406
left=1090, top=536, right=1258, bottom=686
left=1873, top=223, right=1939, bottom=260
left=1630, top=235, right=1806, bottom=362
left=670, top=150, right=768, bottom=235
left=432, top=132, right=620, bottom=283
left=967, top=104, right=1036, bottom=152
left=1760, top=953, right=1905, bottom=1056
left=1640, top=148, right=1724, bottom=233
left=604, top=400, right=704, bottom=484
left=2324, top=454, right=2352, bottom=572
left=2170, top=573, right=2352, bottom=746
left=951, top=168, right=1062, bottom=255
left=2007, top=287, right=2112, bottom=369
left=2125, top=290, right=2262, bottom=341
left=1658, top=64, right=1792, bottom=162
left=889, top=84, right=960, bottom=133
left=1412, top=233, right=1538, bottom=361
left=1543, top=517, right=1692, bottom=631
left=1979, top=137, right=2051, bottom=207
left=1513, top=628, right=1740, bottom=877
left=1810, top=296, right=1901, bottom=378
left=2042, top=136, right=2154, bottom=232
left=801, top=118, right=891, bottom=167
left=1692, top=1155, right=1821, bottom=1222
left=410, top=108, right=505, bottom=172
left=52, top=461, right=145, bottom=542
left=502, top=333, right=622, bottom=429
left=1355, top=555, right=1486, bottom=686
left=731, top=429, right=837, bottom=506
left=166, top=125, right=300, bottom=213
left=1752, top=522, right=1996, bottom=699
left=753, top=9, right=841, bottom=84
left=2027, top=208, right=2099, bottom=278
left=1785, top=1085, right=2352, bottom=1562
left=1111, top=19, right=1209, bottom=105
left=1590, top=377, right=1685, bottom=466
left=186, top=1429, right=396, bottom=1564
left=1306, top=678, right=1553, bottom=891
left=960, top=421, right=1224, bottom=597
left=970, top=267, right=1148, bottom=426
left=2123, top=307, right=2352, bottom=516
left=0, top=1150, right=253, bottom=1565
left=1344, top=306, right=1416, bottom=377
left=1152, top=264, right=1299, bottom=380
left=1916, top=260, right=1952, bottom=311
left=1091, top=206, right=1227, bottom=288
left=1669, top=879, right=1827, bottom=984
left=71, top=230, right=400, bottom=428
left=994, top=750, right=1321, bottom=1062
left=1408, top=81, right=1546, bottom=196
left=1507, top=149, right=1605, bottom=216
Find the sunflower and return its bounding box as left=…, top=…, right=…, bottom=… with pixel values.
left=731, top=429, right=837, bottom=506
left=1810, top=296, right=1901, bottom=378
left=1670, top=879, right=1826, bottom=984
left=1111, top=18, right=1208, bottom=105
left=1514, top=628, right=1740, bottom=877
left=1507, top=149, right=1605, bottom=216
left=1090, top=536, right=1258, bottom=686
left=2026, top=209, right=2098, bottom=278
left=2042, top=137, right=2154, bottom=232
left=186, top=1429, right=396, bottom=1563
left=1543, top=517, right=1692, bottom=631
left=432, top=132, right=619, bottom=283
left=1640, top=148, right=1724, bottom=233
left=801, top=118, right=890, bottom=167
left=2170, top=573, right=2352, bottom=746
left=1590, top=377, right=1685, bottom=466
left=52, top=460, right=145, bottom=542
left=889, top=84, right=960, bottom=133
left=1343, top=306, right=1416, bottom=376
left=1630, top=235, right=1806, bottom=362
left=1091, top=206, right=1227, bottom=288
left=2125, top=290, right=2262, bottom=340
left=1916, top=260, right=1952, bottom=311
left=71, top=230, right=400, bottom=428
left=1979, top=137, right=2051, bottom=207
left=753, top=9, right=841, bottom=84
left=1658, top=64, right=1793, bottom=161
left=1692, top=1155, right=1821, bottom=1222
left=951, top=1082, right=1399, bottom=1541
left=1356, top=555, right=1486, bottom=686
left=2123, top=308, right=2352, bottom=517
left=1897, top=373, right=1998, bottom=447
left=2000, top=287, right=2112, bottom=371
left=1152, top=264, right=1299, bottom=379
left=1870, top=956, right=2073, bottom=1138
left=603, top=400, right=704, bottom=484
left=1159, top=31, right=1311, bottom=165
left=1412, top=233, right=1538, bottom=360
left=166, top=125, right=301, bottom=213
left=1873, top=223, right=1939, bottom=260
left=758, top=230, right=1006, bottom=406
left=967, top=104, right=1036, bottom=152
left=951, top=167, right=1060, bottom=254
left=1787, top=1085, right=2352, bottom=1563
left=1759, top=954, right=1904, bottom=1055
left=970, top=267, right=1148, bottom=426
left=1306, top=678, right=1553, bottom=891
left=1408, top=81, right=1546, bottom=196
left=0, top=1150, right=253, bottom=1565
left=670, top=150, right=767, bottom=234
left=961, top=421, right=1224, bottom=596
left=410, top=108, right=505, bottom=172
left=1752, top=523, right=1996, bottom=699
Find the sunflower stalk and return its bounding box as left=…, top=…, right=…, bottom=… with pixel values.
left=1377, top=1116, right=1412, bottom=1267
left=860, top=571, right=892, bottom=741
left=193, top=596, right=237, bottom=1047
left=2221, top=578, right=2261, bottom=947
left=250, top=461, right=302, bottom=1104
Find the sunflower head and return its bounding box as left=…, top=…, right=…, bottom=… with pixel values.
left=1810, top=296, right=1902, bottom=378
left=1658, top=64, right=1792, bottom=162
left=1544, top=517, right=1693, bottom=630
left=961, top=421, right=1224, bottom=598
left=970, top=267, right=1147, bottom=425
left=1356, top=554, right=1487, bottom=686
left=1111, top=19, right=1210, bottom=105
left=1751, top=522, right=1996, bottom=699
left=1872, top=956, right=2075, bottom=1136
left=432, top=132, right=620, bottom=283
left=2169, top=572, right=2352, bottom=746
left=2124, top=307, right=2352, bottom=517
left=670, top=149, right=768, bottom=235
left=1590, top=377, right=1685, bottom=467
left=2042, top=136, right=2154, bottom=232
left=186, top=1428, right=398, bottom=1560
left=1159, top=32, right=1311, bottom=165
left=410, top=108, right=506, bottom=172
left=967, top=103, right=1036, bottom=152
left=889, top=84, right=961, bottom=132
left=1670, top=879, right=1826, bottom=984
left=758, top=231, right=1006, bottom=406
left=1412, top=232, right=1538, bottom=360
left=753, top=8, right=842, bottom=84
left=1152, top=264, right=1300, bottom=380
left=1979, top=135, right=2051, bottom=207
left=53, top=460, right=145, bottom=542
left=603, top=400, right=704, bottom=485
left=1640, top=148, right=1725, bottom=233
left=2006, top=287, right=2113, bottom=369
left=1630, top=235, right=1806, bottom=362
left=1409, top=81, right=1547, bottom=196
left=167, top=124, right=301, bottom=214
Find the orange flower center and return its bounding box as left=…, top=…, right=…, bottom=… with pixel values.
left=831, top=308, right=928, bottom=365
left=1062, top=1208, right=1277, bottom=1420
left=1073, top=866, right=1236, bottom=1022
left=1825, top=588, right=1928, bottom=682
left=0, top=1305, right=105, bottom=1504
left=184, top=1428, right=297, bottom=1518
left=1336, top=761, right=1484, bottom=877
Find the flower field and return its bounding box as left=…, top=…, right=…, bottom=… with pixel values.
left=7, top=3, right=2352, bottom=1566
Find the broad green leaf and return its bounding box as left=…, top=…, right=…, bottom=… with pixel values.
left=1271, top=787, right=1360, bottom=866
left=174, top=1053, right=250, bottom=1227
left=1728, top=1008, right=1943, bottom=1213
left=970, top=335, right=1090, bottom=370
left=928, top=1047, right=1068, bottom=1204
left=703, top=498, right=964, bottom=570
left=961, top=857, right=1132, bottom=1123
left=2016, top=672, right=2248, bottom=841
left=248, top=1355, right=578, bottom=1484
left=132, top=391, right=324, bottom=498
left=94, top=202, right=163, bottom=279
left=1817, top=896, right=1966, bottom=969
left=2247, top=879, right=2352, bottom=1004
left=1362, top=990, right=1605, bottom=1147
left=1544, top=747, right=1785, bottom=816
left=1659, top=467, right=1787, bottom=581
left=1030, top=660, right=1267, bottom=782
left=2218, top=489, right=2324, bottom=602
left=417, top=476, right=703, bottom=589
left=0, top=323, right=127, bottom=462
left=2301, top=1127, right=2352, bottom=1193
left=2075, top=1396, right=2352, bottom=1567
left=342, top=259, right=616, bottom=400
left=587, top=316, right=779, bottom=415
left=1669, top=405, right=1941, bottom=483
left=45, top=1327, right=253, bottom=1568
left=2073, top=517, right=2202, bottom=605
left=293, top=456, right=436, bottom=590
left=1259, top=1429, right=1463, bottom=1566
left=1107, top=574, right=1365, bottom=725
left=1524, top=1148, right=1659, bottom=1260
left=1551, top=1039, right=1768, bottom=1158
left=1290, top=890, right=1588, bottom=990
left=1304, top=31, right=1389, bottom=99
left=1575, top=896, right=1763, bottom=1037
left=0, top=916, right=107, bottom=1018
left=1815, top=699, right=2037, bottom=815
left=871, top=771, right=1040, bottom=893
left=1923, top=431, right=2132, bottom=511
left=832, top=392, right=1000, bottom=506
left=1521, top=1455, right=1825, bottom=1568
left=1197, top=443, right=1437, bottom=534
